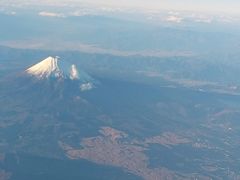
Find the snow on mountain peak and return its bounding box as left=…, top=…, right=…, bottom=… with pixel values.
left=70, top=64, right=79, bottom=80
left=25, top=56, right=80, bottom=80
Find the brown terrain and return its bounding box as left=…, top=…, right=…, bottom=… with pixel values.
left=59, top=126, right=212, bottom=180
left=144, top=132, right=190, bottom=148
left=0, top=170, right=11, bottom=180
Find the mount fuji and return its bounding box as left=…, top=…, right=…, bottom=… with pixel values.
left=26, top=56, right=79, bottom=80
left=0, top=56, right=98, bottom=131
left=0, top=56, right=102, bottom=152
left=24, top=56, right=95, bottom=91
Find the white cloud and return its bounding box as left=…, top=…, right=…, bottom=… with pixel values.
left=11, top=11, right=16, bottom=15
left=165, top=15, right=183, bottom=23
left=38, top=11, right=65, bottom=18
left=69, top=10, right=93, bottom=17
left=7, top=11, right=17, bottom=15
left=3, top=11, right=17, bottom=15
left=80, top=83, right=93, bottom=91
left=168, top=11, right=180, bottom=16
left=194, top=18, right=212, bottom=23
left=188, top=13, right=213, bottom=23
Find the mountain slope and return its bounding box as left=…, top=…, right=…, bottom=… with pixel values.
left=24, top=56, right=95, bottom=91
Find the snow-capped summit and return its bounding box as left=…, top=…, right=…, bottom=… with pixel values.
left=25, top=56, right=96, bottom=91
left=69, top=64, right=79, bottom=80
left=25, top=56, right=79, bottom=80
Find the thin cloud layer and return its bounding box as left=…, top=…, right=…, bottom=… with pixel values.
left=38, top=11, right=65, bottom=18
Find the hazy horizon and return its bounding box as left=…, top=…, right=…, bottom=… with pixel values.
left=1, top=0, right=240, bottom=15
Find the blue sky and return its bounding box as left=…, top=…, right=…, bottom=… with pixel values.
left=1, top=0, right=240, bottom=14
left=84, top=0, right=240, bottom=14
